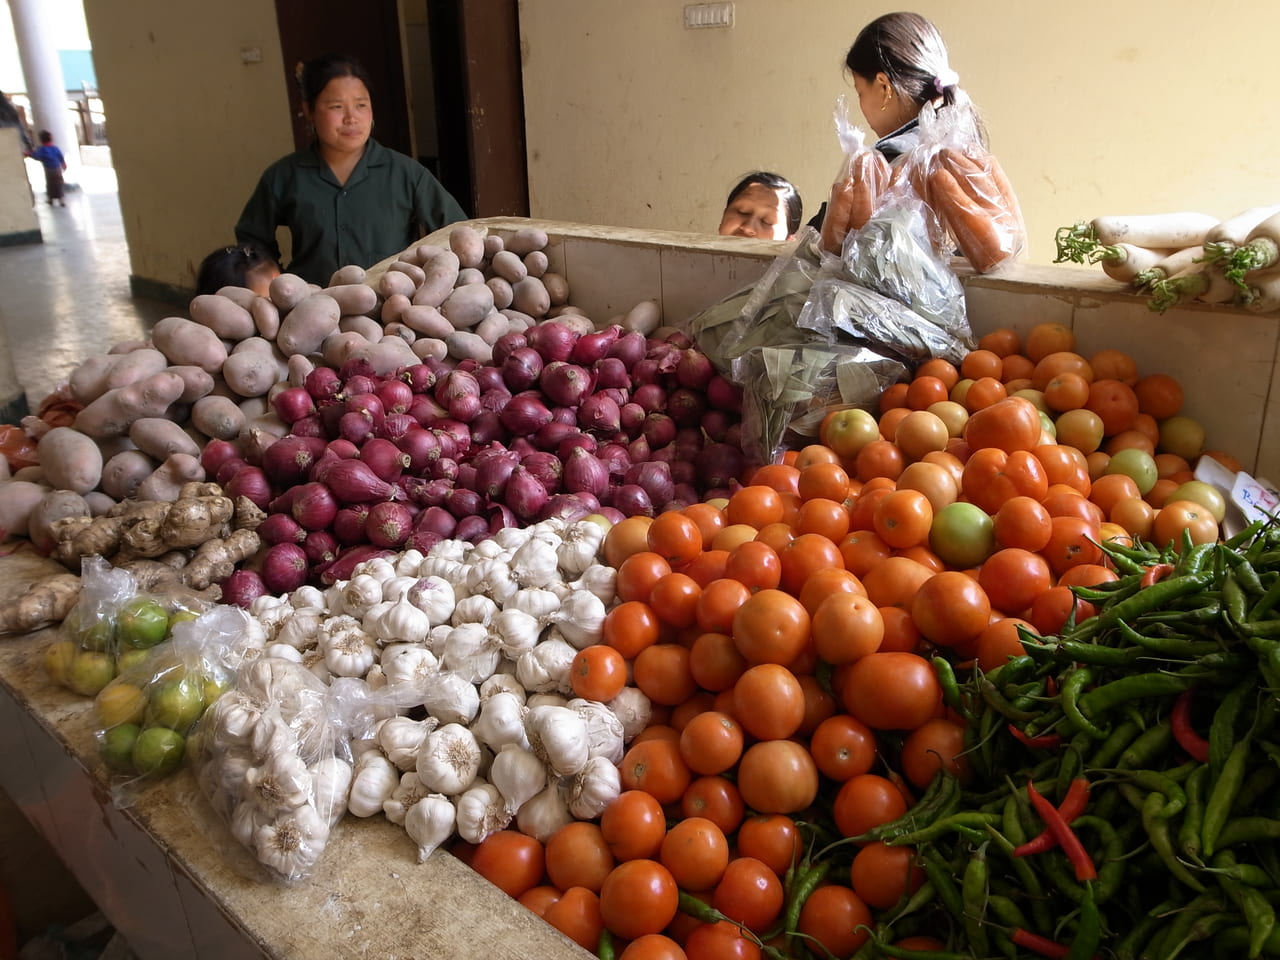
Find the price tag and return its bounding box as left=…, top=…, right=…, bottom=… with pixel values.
left=1231, top=472, right=1280, bottom=525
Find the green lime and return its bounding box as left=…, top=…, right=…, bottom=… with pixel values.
left=145, top=674, right=205, bottom=732
left=66, top=651, right=117, bottom=697
left=131, top=726, right=186, bottom=777
left=100, top=723, right=141, bottom=773
left=117, top=597, right=170, bottom=649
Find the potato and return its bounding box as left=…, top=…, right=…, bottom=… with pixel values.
left=151, top=316, right=228, bottom=373
left=251, top=296, right=281, bottom=340
left=84, top=491, right=115, bottom=516
left=136, top=454, right=205, bottom=502
left=321, top=331, right=370, bottom=368
left=102, top=348, right=169, bottom=392
left=445, top=331, right=493, bottom=363
left=129, top=418, right=202, bottom=460
left=100, top=451, right=155, bottom=501
left=29, top=490, right=90, bottom=554
left=286, top=354, right=315, bottom=387
left=483, top=234, right=505, bottom=259
left=475, top=312, right=511, bottom=346
left=456, top=267, right=486, bottom=286
left=327, top=283, right=380, bottom=317
left=441, top=283, right=496, bottom=330
left=68, top=355, right=119, bottom=404
left=542, top=272, right=570, bottom=306
left=383, top=323, right=417, bottom=344
left=340, top=314, right=384, bottom=343
left=0, top=480, right=48, bottom=537
left=486, top=277, right=514, bottom=310
left=349, top=339, right=417, bottom=376
left=276, top=293, right=341, bottom=357
left=191, top=395, right=246, bottom=441
left=0, top=457, right=8, bottom=481
left=269, top=273, right=311, bottom=311
left=490, top=250, right=528, bottom=285
left=215, top=286, right=258, bottom=311
left=11, top=467, right=43, bottom=484
left=412, top=250, right=461, bottom=307
left=511, top=276, right=551, bottom=318
left=73, top=371, right=187, bottom=438
left=505, top=227, right=549, bottom=256
left=108, top=339, right=151, bottom=355
left=449, top=225, right=486, bottom=268
left=329, top=264, right=367, bottom=287
left=237, top=396, right=269, bottom=420
left=378, top=269, right=417, bottom=301
left=523, top=250, right=550, bottom=278
left=500, top=308, right=536, bottom=332
left=37, top=427, right=103, bottom=495
left=190, top=294, right=255, bottom=340
left=557, top=314, right=596, bottom=337
left=222, top=349, right=281, bottom=398
left=165, top=365, right=215, bottom=403
left=388, top=260, right=427, bottom=287
left=412, top=338, right=447, bottom=362
left=624, top=298, right=662, bottom=335
left=381, top=293, right=411, bottom=326
left=400, top=305, right=453, bottom=339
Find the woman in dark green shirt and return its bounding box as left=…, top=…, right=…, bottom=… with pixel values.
left=235, top=53, right=467, bottom=287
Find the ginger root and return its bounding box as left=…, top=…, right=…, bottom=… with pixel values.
left=182, top=527, right=261, bottom=591
left=0, top=573, right=83, bottom=635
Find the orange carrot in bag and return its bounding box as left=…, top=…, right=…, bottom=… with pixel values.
left=926, top=166, right=1009, bottom=273
left=821, top=148, right=891, bottom=252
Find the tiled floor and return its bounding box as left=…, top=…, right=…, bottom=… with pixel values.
left=0, top=162, right=174, bottom=409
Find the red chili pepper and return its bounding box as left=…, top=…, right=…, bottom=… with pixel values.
left=1013, top=777, right=1091, bottom=857
left=1011, top=928, right=1071, bottom=958
left=1007, top=724, right=1063, bottom=751
left=1140, top=562, right=1176, bottom=589
left=1171, top=686, right=1211, bottom=763
left=1026, top=780, right=1097, bottom=881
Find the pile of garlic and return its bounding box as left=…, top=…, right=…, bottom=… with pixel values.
left=197, top=517, right=650, bottom=873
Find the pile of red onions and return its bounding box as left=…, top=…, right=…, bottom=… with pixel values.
left=213, top=319, right=747, bottom=597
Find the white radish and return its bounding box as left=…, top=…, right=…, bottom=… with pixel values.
left=1093, top=243, right=1177, bottom=284
left=1131, top=247, right=1203, bottom=292
left=1244, top=266, right=1280, bottom=313
left=1146, top=263, right=1237, bottom=314
left=1203, top=203, right=1280, bottom=253
left=1090, top=212, right=1219, bottom=249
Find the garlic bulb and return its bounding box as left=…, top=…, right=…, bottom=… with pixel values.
left=394, top=548, right=426, bottom=577
left=231, top=800, right=270, bottom=848
left=361, top=599, right=396, bottom=636
left=376, top=595, right=432, bottom=644
left=470, top=538, right=507, bottom=561
left=556, top=520, right=606, bottom=576
left=516, top=783, right=573, bottom=843
left=382, top=770, right=429, bottom=825
left=567, top=755, right=622, bottom=820
left=510, top=537, right=560, bottom=589
left=365, top=663, right=387, bottom=690
left=478, top=673, right=527, bottom=704
left=310, top=756, right=353, bottom=828
left=441, top=622, right=501, bottom=683
left=275, top=609, right=323, bottom=650
left=357, top=556, right=397, bottom=583
left=466, top=558, right=519, bottom=606
left=207, top=692, right=263, bottom=751
left=421, top=669, right=480, bottom=725
left=491, top=525, right=533, bottom=552
left=573, top=563, right=618, bottom=604
left=381, top=575, right=419, bottom=602
left=452, top=593, right=500, bottom=627
left=454, top=781, right=511, bottom=844
left=503, top=588, right=562, bottom=624
left=264, top=642, right=305, bottom=663
left=250, top=709, right=300, bottom=762
left=289, top=585, right=327, bottom=611
left=493, top=608, right=543, bottom=658
left=553, top=591, right=607, bottom=649
left=608, top=686, right=654, bottom=741
left=254, top=802, right=330, bottom=881
left=245, top=748, right=312, bottom=814
left=425, top=539, right=468, bottom=563
left=417, top=722, right=482, bottom=795
left=569, top=697, right=626, bottom=764
left=348, top=751, right=399, bottom=817
left=341, top=573, right=384, bottom=618
left=490, top=743, right=547, bottom=813
left=516, top=636, right=577, bottom=694
left=251, top=594, right=290, bottom=620
left=526, top=692, right=569, bottom=709
left=318, top=615, right=378, bottom=678
left=472, top=691, right=530, bottom=751
left=405, top=793, right=456, bottom=862
left=381, top=643, right=439, bottom=691
left=406, top=575, right=456, bottom=625
left=524, top=704, right=590, bottom=777
left=377, top=715, right=438, bottom=771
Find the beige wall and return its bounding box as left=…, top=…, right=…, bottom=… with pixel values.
left=81, top=0, right=293, bottom=292
left=519, top=0, right=1280, bottom=264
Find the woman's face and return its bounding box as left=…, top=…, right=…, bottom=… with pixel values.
left=719, top=184, right=789, bottom=240
left=305, top=75, right=373, bottom=158
left=853, top=71, right=911, bottom=139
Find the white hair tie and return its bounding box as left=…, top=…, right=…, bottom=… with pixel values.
left=934, top=67, right=959, bottom=93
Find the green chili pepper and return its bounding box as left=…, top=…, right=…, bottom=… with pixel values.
left=1222, top=549, right=1267, bottom=596
left=782, top=860, right=829, bottom=948
left=1078, top=673, right=1196, bottom=719
left=596, top=928, right=616, bottom=960
left=1175, top=540, right=1216, bottom=576
left=1120, top=721, right=1175, bottom=770
left=1070, top=572, right=1214, bottom=642
left=1179, top=764, right=1209, bottom=863
left=1088, top=718, right=1142, bottom=769
left=1209, top=678, right=1254, bottom=779
left=961, top=844, right=990, bottom=958
left=1204, top=735, right=1252, bottom=858
left=1143, top=791, right=1207, bottom=893
left=1061, top=667, right=1111, bottom=740
left=1153, top=892, right=1228, bottom=960
left=1214, top=816, right=1280, bottom=850
left=1064, top=881, right=1101, bottom=960
left=1208, top=851, right=1274, bottom=888
left=1234, top=763, right=1280, bottom=815
left=1220, top=870, right=1277, bottom=959
left=1250, top=575, right=1280, bottom=621
left=919, top=848, right=965, bottom=921
left=888, top=811, right=1002, bottom=847
left=978, top=674, right=1041, bottom=722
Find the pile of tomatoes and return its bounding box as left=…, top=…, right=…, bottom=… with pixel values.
left=454, top=322, right=1237, bottom=959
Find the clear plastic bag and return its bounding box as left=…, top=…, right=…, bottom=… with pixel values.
left=820, top=96, right=891, bottom=254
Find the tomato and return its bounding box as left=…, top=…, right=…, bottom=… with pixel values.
left=689, top=632, right=748, bottom=692
left=810, top=592, right=884, bottom=665
left=974, top=617, right=1035, bottom=672
left=1135, top=373, right=1184, bottom=419
left=649, top=572, right=703, bottom=629
left=900, top=718, right=971, bottom=788
left=517, top=885, right=561, bottom=918
left=850, top=841, right=925, bottom=910
left=796, top=885, right=873, bottom=957
left=683, top=502, right=727, bottom=549
left=978, top=327, right=1022, bottom=357
left=1086, top=378, right=1140, bottom=435
left=733, top=663, right=805, bottom=741
left=962, top=396, right=1042, bottom=452
left=604, top=600, right=662, bottom=658
left=928, top=501, right=996, bottom=569
left=873, top=489, right=934, bottom=549
left=681, top=775, right=746, bottom=834
left=1043, top=515, right=1104, bottom=576
left=797, top=460, right=851, bottom=502
left=725, top=485, right=784, bottom=529
left=894, top=410, right=950, bottom=462
left=737, top=740, right=819, bottom=813
left=841, top=652, right=941, bottom=730
left=571, top=644, right=628, bottom=702
left=833, top=773, right=910, bottom=838
left=1057, top=563, right=1118, bottom=588
left=696, top=578, right=753, bottom=633
left=649, top=511, right=705, bottom=565
left=861, top=556, right=935, bottom=609
left=600, top=859, right=680, bottom=941
left=821, top=407, right=882, bottom=460
left=854, top=438, right=906, bottom=483
left=470, top=830, right=546, bottom=898
left=713, top=857, right=785, bottom=932
left=620, top=737, right=693, bottom=805
left=724, top=540, right=783, bottom=592
left=896, top=460, right=959, bottom=514
left=797, top=566, right=867, bottom=616
left=992, top=495, right=1052, bottom=552
left=545, top=821, right=616, bottom=893
left=671, top=691, right=718, bottom=732
left=794, top=496, right=852, bottom=542
left=778, top=533, right=844, bottom=595
left=605, top=515, right=656, bottom=568
left=683, top=920, right=762, bottom=960
left=910, top=571, right=993, bottom=648
left=679, top=711, right=744, bottom=775
left=1027, top=584, right=1096, bottom=636
left=961, top=447, right=1048, bottom=514
left=839, top=529, right=893, bottom=577
left=1024, top=322, right=1076, bottom=362
left=906, top=374, right=952, bottom=410
left=602, top=790, right=667, bottom=861
left=978, top=547, right=1052, bottom=616
left=634, top=643, right=698, bottom=707
left=878, top=605, right=923, bottom=654
left=660, top=817, right=730, bottom=892
left=544, top=886, right=605, bottom=950
left=737, top=815, right=803, bottom=877
left=1034, top=443, right=1092, bottom=495
left=619, top=934, right=689, bottom=960
left=809, top=713, right=877, bottom=782
left=1152, top=500, right=1220, bottom=552
left=731, top=589, right=811, bottom=666
left=617, top=552, right=674, bottom=604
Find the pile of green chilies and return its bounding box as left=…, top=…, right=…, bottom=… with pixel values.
left=852, top=519, right=1280, bottom=960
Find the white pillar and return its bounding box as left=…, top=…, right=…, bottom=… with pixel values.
left=9, top=0, right=79, bottom=179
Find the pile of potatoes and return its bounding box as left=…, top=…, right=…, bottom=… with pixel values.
left=0, top=224, right=612, bottom=555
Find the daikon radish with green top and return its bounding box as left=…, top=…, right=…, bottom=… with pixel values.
left=1146, top=263, right=1238, bottom=313
left=1090, top=243, right=1177, bottom=284
left=1201, top=203, right=1280, bottom=259
left=1055, top=212, right=1217, bottom=263
left=1217, top=209, right=1280, bottom=290
left=1131, top=247, right=1203, bottom=292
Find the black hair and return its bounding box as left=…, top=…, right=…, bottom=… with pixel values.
left=299, top=53, right=374, bottom=109
left=725, top=172, right=804, bottom=237
left=196, top=242, right=279, bottom=296
left=845, top=12, right=955, bottom=110
left=38, top=129, right=53, bottom=144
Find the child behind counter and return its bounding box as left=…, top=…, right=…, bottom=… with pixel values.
left=195, top=242, right=281, bottom=298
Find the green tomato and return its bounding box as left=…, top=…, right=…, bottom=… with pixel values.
left=929, top=501, right=996, bottom=569
left=1106, top=448, right=1158, bottom=496
left=1169, top=480, right=1227, bottom=524
left=131, top=726, right=185, bottom=777
left=116, top=597, right=170, bottom=650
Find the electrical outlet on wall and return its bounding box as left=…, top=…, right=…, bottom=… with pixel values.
left=684, top=3, right=734, bottom=29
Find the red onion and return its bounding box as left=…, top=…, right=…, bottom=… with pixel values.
left=445, top=486, right=484, bottom=519
left=360, top=437, right=410, bottom=483
left=345, top=392, right=385, bottom=424
left=650, top=443, right=674, bottom=463
left=258, top=512, right=306, bottom=546
left=414, top=505, right=458, bottom=539
left=521, top=451, right=563, bottom=494
left=326, top=438, right=360, bottom=459
left=534, top=420, right=579, bottom=451
left=339, top=411, right=375, bottom=445
left=268, top=486, right=297, bottom=515
left=508, top=436, right=536, bottom=459
left=670, top=459, right=697, bottom=486
left=539, top=494, right=595, bottom=524
left=550, top=406, right=577, bottom=426
left=405, top=530, right=444, bottom=553
left=700, top=409, right=733, bottom=442
left=633, top=383, right=667, bottom=413
left=648, top=341, right=683, bottom=370
left=492, top=331, right=528, bottom=365
left=430, top=457, right=459, bottom=482
left=501, top=347, right=544, bottom=392
left=723, top=422, right=743, bottom=449
left=475, top=366, right=507, bottom=393
left=578, top=394, right=621, bottom=435
left=333, top=504, right=372, bottom=544
left=613, top=484, right=654, bottom=518
left=432, top=430, right=457, bottom=462
left=379, top=412, right=416, bottom=441
left=597, top=443, right=632, bottom=480
left=219, top=569, right=266, bottom=608
left=397, top=428, right=440, bottom=472
left=505, top=465, right=549, bottom=521
left=696, top=442, right=747, bottom=489
left=305, top=366, right=343, bottom=402
left=319, top=546, right=394, bottom=585
left=674, top=427, right=704, bottom=460
left=318, top=458, right=399, bottom=503
left=200, top=439, right=241, bottom=475
left=643, top=413, right=677, bottom=449
left=455, top=515, right=489, bottom=543
left=432, top=420, right=471, bottom=457
left=667, top=387, right=707, bottom=427
left=595, top=506, right=625, bottom=525
left=290, top=414, right=326, bottom=439
left=632, top=358, right=661, bottom=386
left=479, top=388, right=511, bottom=413
left=557, top=432, right=597, bottom=458
left=225, top=465, right=271, bottom=508
left=527, top=320, right=579, bottom=363
left=343, top=373, right=378, bottom=398
left=488, top=502, right=518, bottom=534
left=474, top=450, right=520, bottom=500
left=563, top=447, right=609, bottom=497
left=365, top=501, right=414, bottom=548
left=469, top=412, right=506, bottom=446
left=570, top=326, right=621, bottom=366
left=240, top=427, right=278, bottom=466
left=376, top=378, right=414, bottom=415
left=409, top=393, right=449, bottom=425
left=671, top=483, right=700, bottom=506
left=439, top=370, right=481, bottom=422
left=627, top=460, right=675, bottom=508
left=620, top=402, right=647, bottom=437
left=401, top=363, right=437, bottom=394
left=272, top=386, right=316, bottom=424
left=290, top=481, right=340, bottom=531
left=707, top=374, right=743, bottom=413
left=262, top=435, right=326, bottom=486
left=500, top=395, right=553, bottom=435
left=675, top=349, right=714, bottom=390
left=540, top=361, right=592, bottom=407
left=456, top=462, right=477, bottom=490
left=261, top=542, right=309, bottom=594
left=627, top=435, right=651, bottom=464
left=592, top=357, right=629, bottom=390
left=402, top=476, right=452, bottom=507
left=608, top=331, right=647, bottom=368
left=303, top=529, right=338, bottom=566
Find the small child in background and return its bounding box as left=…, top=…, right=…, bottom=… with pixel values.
left=28, top=130, right=67, bottom=207
left=196, top=242, right=281, bottom=297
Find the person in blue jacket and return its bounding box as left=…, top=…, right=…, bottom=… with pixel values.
left=236, top=53, right=467, bottom=287
left=29, top=130, right=67, bottom=207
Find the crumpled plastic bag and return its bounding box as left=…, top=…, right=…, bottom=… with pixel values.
left=820, top=96, right=891, bottom=254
